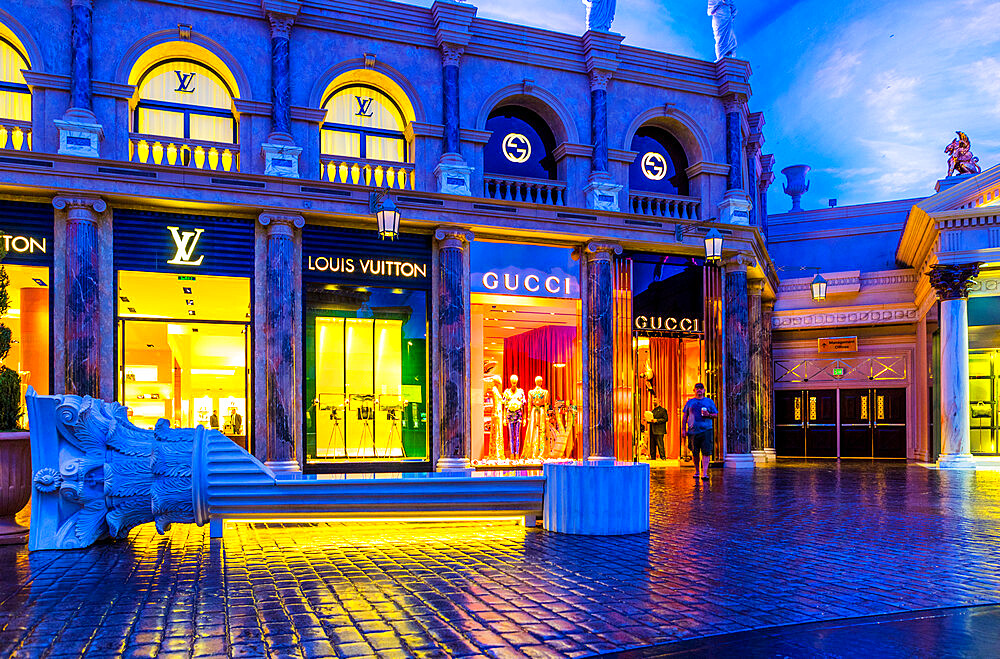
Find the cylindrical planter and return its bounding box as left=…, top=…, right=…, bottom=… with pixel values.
left=543, top=461, right=650, bottom=534
left=0, top=431, right=31, bottom=545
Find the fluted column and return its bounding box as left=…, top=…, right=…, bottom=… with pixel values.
left=748, top=279, right=765, bottom=462
left=56, top=0, right=103, bottom=157
left=53, top=196, right=106, bottom=397
left=435, top=227, right=473, bottom=471
left=930, top=263, right=980, bottom=469
left=761, top=300, right=775, bottom=459
left=723, top=254, right=754, bottom=468
left=259, top=213, right=304, bottom=471
left=585, top=241, right=622, bottom=460
left=261, top=12, right=302, bottom=177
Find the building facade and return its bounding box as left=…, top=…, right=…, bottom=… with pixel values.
left=0, top=0, right=777, bottom=474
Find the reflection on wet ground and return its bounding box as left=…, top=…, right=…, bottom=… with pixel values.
left=1, top=462, right=999, bottom=657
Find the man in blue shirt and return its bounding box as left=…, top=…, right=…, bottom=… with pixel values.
left=682, top=382, right=718, bottom=480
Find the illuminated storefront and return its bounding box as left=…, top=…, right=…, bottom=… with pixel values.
left=968, top=291, right=1000, bottom=455
left=0, top=202, right=53, bottom=421
left=115, top=210, right=253, bottom=449
left=303, top=226, right=430, bottom=471
left=470, top=242, right=583, bottom=466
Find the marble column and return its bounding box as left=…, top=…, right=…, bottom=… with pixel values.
left=261, top=12, right=302, bottom=177
left=761, top=300, right=775, bottom=460
left=930, top=263, right=981, bottom=469
left=55, top=0, right=103, bottom=157
left=433, top=45, right=474, bottom=195
left=259, top=213, right=305, bottom=472
left=718, top=95, right=751, bottom=226
left=758, top=154, right=775, bottom=239
left=583, top=71, right=622, bottom=212
left=748, top=279, right=765, bottom=463
left=585, top=241, right=622, bottom=460
left=435, top=228, right=473, bottom=471
left=723, top=255, right=754, bottom=468
left=53, top=196, right=106, bottom=398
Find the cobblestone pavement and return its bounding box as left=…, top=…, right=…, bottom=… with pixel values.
left=2, top=462, right=1000, bottom=658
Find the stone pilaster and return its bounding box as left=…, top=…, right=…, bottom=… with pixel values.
left=930, top=263, right=980, bottom=469
left=748, top=279, right=765, bottom=462
left=584, top=241, right=622, bottom=460
left=718, top=94, right=751, bottom=226
left=52, top=196, right=106, bottom=397
left=432, top=0, right=476, bottom=196
left=435, top=227, right=473, bottom=471
left=582, top=30, right=623, bottom=212
left=723, top=254, right=754, bottom=468
left=761, top=300, right=775, bottom=459
left=56, top=0, right=103, bottom=157
left=259, top=213, right=305, bottom=471
left=261, top=12, right=302, bottom=177
left=758, top=154, right=775, bottom=238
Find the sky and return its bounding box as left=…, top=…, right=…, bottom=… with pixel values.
left=410, top=0, right=1000, bottom=211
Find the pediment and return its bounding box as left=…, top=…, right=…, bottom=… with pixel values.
left=916, top=162, right=1000, bottom=213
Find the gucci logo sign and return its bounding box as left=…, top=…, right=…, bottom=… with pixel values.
left=502, top=133, right=531, bottom=163
left=641, top=152, right=667, bottom=180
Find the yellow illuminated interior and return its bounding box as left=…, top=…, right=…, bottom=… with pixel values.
left=319, top=70, right=413, bottom=163
left=0, top=36, right=31, bottom=123
left=118, top=271, right=250, bottom=444
left=0, top=265, right=50, bottom=425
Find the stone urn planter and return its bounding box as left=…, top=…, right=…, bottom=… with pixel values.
left=0, top=430, right=30, bottom=545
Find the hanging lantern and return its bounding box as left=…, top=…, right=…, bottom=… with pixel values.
left=811, top=273, right=827, bottom=300
left=369, top=189, right=400, bottom=240
left=703, top=228, right=724, bottom=261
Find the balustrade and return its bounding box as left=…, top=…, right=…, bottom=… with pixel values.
left=484, top=175, right=567, bottom=206
left=319, top=155, right=415, bottom=190
left=629, top=192, right=700, bottom=220
left=129, top=134, right=240, bottom=172
left=0, top=120, right=31, bottom=152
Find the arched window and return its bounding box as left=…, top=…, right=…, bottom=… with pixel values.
left=629, top=126, right=689, bottom=196
left=321, top=84, right=407, bottom=163
left=0, top=34, right=31, bottom=150
left=484, top=106, right=557, bottom=180
left=130, top=58, right=238, bottom=170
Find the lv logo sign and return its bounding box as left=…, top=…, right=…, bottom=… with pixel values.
left=167, top=226, right=205, bottom=266
left=174, top=71, right=197, bottom=93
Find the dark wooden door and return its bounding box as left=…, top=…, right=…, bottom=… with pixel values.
left=873, top=388, right=906, bottom=458
left=775, top=390, right=805, bottom=456
left=805, top=390, right=837, bottom=457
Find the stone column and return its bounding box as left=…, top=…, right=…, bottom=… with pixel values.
left=53, top=196, right=106, bottom=397
left=748, top=279, right=765, bottom=463
left=723, top=254, right=754, bottom=468
left=261, top=12, right=302, bottom=177
left=259, top=213, right=305, bottom=472
left=758, top=154, right=775, bottom=238
left=432, top=0, right=475, bottom=195
left=435, top=227, right=473, bottom=471
left=717, top=95, right=751, bottom=226
left=584, top=241, right=622, bottom=460
left=582, top=71, right=622, bottom=212
left=55, top=0, right=103, bottom=157
left=930, top=263, right=980, bottom=469
left=761, top=300, right=775, bottom=460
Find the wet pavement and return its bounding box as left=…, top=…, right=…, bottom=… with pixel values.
left=2, top=462, right=1000, bottom=658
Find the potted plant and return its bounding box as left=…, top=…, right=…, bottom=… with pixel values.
left=0, top=242, right=30, bottom=545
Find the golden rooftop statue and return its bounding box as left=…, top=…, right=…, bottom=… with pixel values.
left=945, top=131, right=982, bottom=177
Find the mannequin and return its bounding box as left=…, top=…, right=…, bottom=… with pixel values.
left=502, top=374, right=526, bottom=458
left=525, top=376, right=550, bottom=460
left=485, top=374, right=505, bottom=460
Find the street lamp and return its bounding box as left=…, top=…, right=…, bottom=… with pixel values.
left=810, top=273, right=827, bottom=300
left=369, top=189, right=400, bottom=240
left=675, top=223, right=725, bottom=262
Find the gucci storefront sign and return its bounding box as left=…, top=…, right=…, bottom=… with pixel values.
left=634, top=315, right=701, bottom=333
left=470, top=242, right=580, bottom=299
left=630, top=253, right=704, bottom=336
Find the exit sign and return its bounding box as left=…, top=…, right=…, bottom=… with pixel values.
left=177, top=275, right=196, bottom=281
left=832, top=367, right=845, bottom=376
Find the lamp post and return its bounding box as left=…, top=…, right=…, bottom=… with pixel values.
left=369, top=189, right=400, bottom=240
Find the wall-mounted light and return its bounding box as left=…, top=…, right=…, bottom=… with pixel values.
left=675, top=223, right=724, bottom=262
left=369, top=188, right=400, bottom=240
left=810, top=273, right=827, bottom=300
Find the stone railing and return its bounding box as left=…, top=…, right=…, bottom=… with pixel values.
left=0, top=119, right=32, bottom=152
left=129, top=133, right=240, bottom=172
left=484, top=174, right=567, bottom=206
left=629, top=192, right=700, bottom=220
left=319, top=155, right=415, bottom=190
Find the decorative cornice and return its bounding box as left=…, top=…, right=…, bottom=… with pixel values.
left=53, top=196, right=106, bottom=214
left=584, top=241, right=623, bottom=261
left=259, top=212, right=305, bottom=236
left=685, top=161, right=730, bottom=178
left=435, top=226, right=474, bottom=249
left=266, top=12, right=296, bottom=39
left=772, top=306, right=918, bottom=330
left=928, top=262, right=981, bottom=301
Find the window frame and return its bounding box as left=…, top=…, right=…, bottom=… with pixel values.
left=0, top=35, right=31, bottom=122
left=320, top=83, right=408, bottom=162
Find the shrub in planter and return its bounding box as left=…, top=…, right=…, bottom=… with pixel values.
left=0, top=248, right=29, bottom=545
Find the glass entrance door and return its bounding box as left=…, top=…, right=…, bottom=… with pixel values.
left=839, top=388, right=906, bottom=458
left=774, top=390, right=837, bottom=457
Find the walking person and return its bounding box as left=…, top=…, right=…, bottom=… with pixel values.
left=647, top=395, right=668, bottom=461
left=682, top=383, right=718, bottom=480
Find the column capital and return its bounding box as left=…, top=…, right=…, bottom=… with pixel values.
left=722, top=93, right=747, bottom=115
left=259, top=212, right=304, bottom=236
left=748, top=279, right=765, bottom=296
left=434, top=226, right=473, bottom=248
left=440, top=43, right=464, bottom=67
left=758, top=154, right=775, bottom=191
left=53, top=196, right=106, bottom=214
left=266, top=12, right=295, bottom=38
left=929, top=263, right=980, bottom=301
left=588, top=69, right=613, bottom=91
left=583, top=240, right=622, bottom=262
left=70, top=0, right=93, bottom=7
left=723, top=253, right=754, bottom=274
left=761, top=300, right=775, bottom=314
